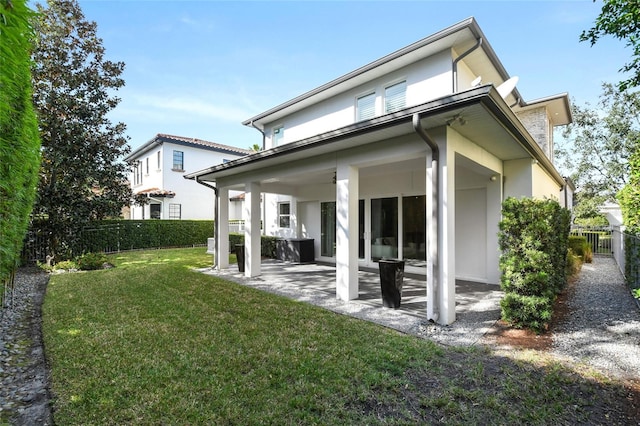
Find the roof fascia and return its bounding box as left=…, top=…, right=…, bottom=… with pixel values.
left=518, top=93, right=573, bottom=125
left=242, top=17, right=480, bottom=127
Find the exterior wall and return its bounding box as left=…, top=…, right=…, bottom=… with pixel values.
left=503, top=158, right=533, bottom=199
left=129, top=142, right=246, bottom=220
left=516, top=107, right=553, bottom=160
left=263, top=50, right=453, bottom=148
left=532, top=162, right=561, bottom=201
left=448, top=128, right=503, bottom=285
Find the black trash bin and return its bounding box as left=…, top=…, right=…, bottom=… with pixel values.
left=235, top=244, right=245, bottom=273
left=378, top=259, right=405, bottom=308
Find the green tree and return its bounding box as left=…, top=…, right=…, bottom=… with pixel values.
left=0, top=0, right=41, bottom=282
left=618, top=150, right=640, bottom=230
left=556, top=83, right=640, bottom=220
left=581, top=0, right=640, bottom=91
left=31, top=0, right=132, bottom=259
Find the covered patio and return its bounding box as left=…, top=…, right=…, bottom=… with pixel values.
left=199, top=259, right=503, bottom=346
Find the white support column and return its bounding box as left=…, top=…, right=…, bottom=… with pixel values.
left=425, top=151, right=437, bottom=321
left=336, top=163, right=359, bottom=300
left=217, top=186, right=229, bottom=270
left=244, top=182, right=262, bottom=277
left=439, top=144, right=456, bottom=325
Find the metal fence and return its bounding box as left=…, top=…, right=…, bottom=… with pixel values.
left=570, top=226, right=613, bottom=256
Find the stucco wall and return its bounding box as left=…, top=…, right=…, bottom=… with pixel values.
left=263, top=50, right=453, bottom=148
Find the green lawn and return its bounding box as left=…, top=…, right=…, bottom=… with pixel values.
left=42, top=248, right=634, bottom=424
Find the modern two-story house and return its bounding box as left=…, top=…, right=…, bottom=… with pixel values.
left=127, top=134, right=252, bottom=220
left=185, top=18, right=572, bottom=325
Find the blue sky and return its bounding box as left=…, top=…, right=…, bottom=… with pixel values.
left=76, top=0, right=630, bottom=152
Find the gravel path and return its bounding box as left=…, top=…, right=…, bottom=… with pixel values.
left=551, top=256, right=640, bottom=381
left=0, top=269, right=52, bottom=425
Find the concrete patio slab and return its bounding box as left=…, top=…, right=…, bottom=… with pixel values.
left=197, top=259, right=503, bottom=347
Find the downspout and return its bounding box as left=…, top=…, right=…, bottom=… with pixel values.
left=249, top=121, right=266, bottom=151
left=195, top=177, right=219, bottom=269
left=452, top=37, right=483, bottom=93
left=412, top=113, right=440, bottom=322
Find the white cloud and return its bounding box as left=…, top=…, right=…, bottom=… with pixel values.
left=133, top=94, right=251, bottom=123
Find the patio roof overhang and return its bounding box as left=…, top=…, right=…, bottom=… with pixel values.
left=184, top=85, right=565, bottom=188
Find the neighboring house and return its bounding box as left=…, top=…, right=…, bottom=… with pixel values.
left=126, top=134, right=252, bottom=220
left=185, top=18, right=573, bottom=325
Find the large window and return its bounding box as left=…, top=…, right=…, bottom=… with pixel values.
left=356, top=92, right=375, bottom=121
left=384, top=80, right=406, bottom=113
left=403, top=195, right=426, bottom=264
left=169, top=204, right=181, bottom=220
left=278, top=202, right=290, bottom=228
left=272, top=126, right=284, bottom=147
left=173, top=150, right=184, bottom=171
left=321, top=202, right=336, bottom=257
left=371, top=197, right=398, bottom=261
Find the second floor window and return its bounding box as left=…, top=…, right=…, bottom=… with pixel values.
left=273, top=126, right=284, bottom=147
left=384, top=80, right=406, bottom=113
left=146, top=158, right=149, bottom=175
left=356, top=92, right=376, bottom=121
left=133, top=161, right=143, bottom=186
left=173, top=150, right=184, bottom=171
left=157, top=151, right=161, bottom=170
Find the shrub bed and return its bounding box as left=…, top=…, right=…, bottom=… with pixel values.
left=498, top=198, right=571, bottom=332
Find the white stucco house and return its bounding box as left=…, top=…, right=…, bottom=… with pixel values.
left=126, top=134, right=252, bottom=220
left=185, top=18, right=572, bottom=325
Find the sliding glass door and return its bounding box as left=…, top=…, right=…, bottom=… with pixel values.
left=320, top=201, right=336, bottom=257
left=370, top=197, right=398, bottom=261
left=403, top=195, right=426, bottom=266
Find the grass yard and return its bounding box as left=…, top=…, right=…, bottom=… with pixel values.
left=42, top=248, right=634, bottom=424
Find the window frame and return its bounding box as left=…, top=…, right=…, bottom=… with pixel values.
left=172, top=150, right=184, bottom=171
left=272, top=125, right=284, bottom=147
left=356, top=91, right=376, bottom=122
left=384, top=80, right=407, bottom=114
left=278, top=202, right=290, bottom=228
left=169, top=203, right=181, bottom=220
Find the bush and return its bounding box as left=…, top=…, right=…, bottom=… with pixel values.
left=498, top=197, right=571, bottom=332
left=565, top=248, right=582, bottom=277
left=229, top=233, right=279, bottom=259
left=76, top=252, right=107, bottom=271
left=568, top=236, right=593, bottom=263
left=500, top=293, right=552, bottom=333
left=53, top=260, right=78, bottom=271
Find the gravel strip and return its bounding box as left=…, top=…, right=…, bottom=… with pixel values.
left=0, top=269, right=52, bottom=426
left=551, top=256, right=640, bottom=381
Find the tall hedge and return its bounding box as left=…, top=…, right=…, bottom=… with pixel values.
left=0, top=0, right=41, bottom=283
left=498, top=198, right=571, bottom=332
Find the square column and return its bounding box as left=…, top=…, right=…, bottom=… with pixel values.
left=439, top=143, right=456, bottom=325
left=244, top=182, right=262, bottom=277
left=336, top=163, right=359, bottom=300
left=217, top=186, right=229, bottom=270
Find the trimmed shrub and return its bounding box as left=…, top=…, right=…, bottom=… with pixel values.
left=498, top=197, right=571, bottom=332
left=76, top=252, right=108, bottom=271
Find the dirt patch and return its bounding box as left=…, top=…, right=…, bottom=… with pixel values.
left=484, top=274, right=577, bottom=351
